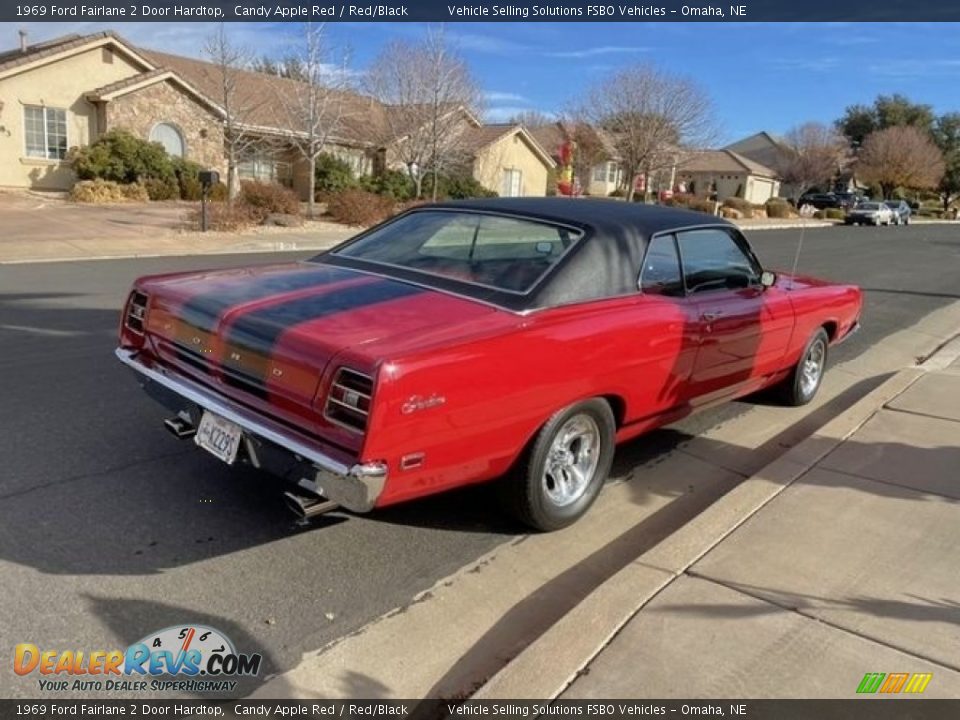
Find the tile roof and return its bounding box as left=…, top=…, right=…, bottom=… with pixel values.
left=678, top=149, right=777, bottom=177
left=0, top=31, right=151, bottom=75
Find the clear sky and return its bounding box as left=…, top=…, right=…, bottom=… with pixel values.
left=8, top=21, right=960, bottom=143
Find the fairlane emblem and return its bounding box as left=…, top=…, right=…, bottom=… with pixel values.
left=401, top=394, right=446, bottom=415
left=192, top=336, right=202, bottom=345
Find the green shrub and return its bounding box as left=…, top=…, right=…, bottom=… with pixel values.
left=422, top=172, right=497, bottom=200
left=327, top=189, right=396, bottom=226
left=314, top=153, right=357, bottom=194
left=171, top=158, right=203, bottom=200
left=144, top=177, right=179, bottom=201
left=824, top=208, right=845, bottom=220
left=358, top=169, right=414, bottom=201
left=239, top=181, right=300, bottom=221
left=68, top=129, right=174, bottom=185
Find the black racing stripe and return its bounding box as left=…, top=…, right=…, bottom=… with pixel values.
left=179, top=265, right=358, bottom=333
left=220, top=279, right=424, bottom=396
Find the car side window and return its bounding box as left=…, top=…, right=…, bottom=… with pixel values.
left=639, top=234, right=684, bottom=297
left=677, top=228, right=761, bottom=294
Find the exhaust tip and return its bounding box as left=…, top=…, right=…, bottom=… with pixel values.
left=283, top=490, right=339, bottom=520
left=164, top=417, right=196, bottom=439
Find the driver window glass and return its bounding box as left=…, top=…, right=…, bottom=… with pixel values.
left=677, top=228, right=759, bottom=294
left=640, top=235, right=684, bottom=297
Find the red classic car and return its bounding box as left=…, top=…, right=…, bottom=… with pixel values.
left=117, top=199, right=862, bottom=530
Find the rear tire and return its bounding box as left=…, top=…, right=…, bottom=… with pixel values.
left=778, top=328, right=829, bottom=406
left=501, top=398, right=615, bottom=532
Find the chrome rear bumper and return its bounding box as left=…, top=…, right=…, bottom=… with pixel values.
left=115, top=347, right=386, bottom=512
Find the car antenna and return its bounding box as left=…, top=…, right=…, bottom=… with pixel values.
left=789, top=203, right=817, bottom=291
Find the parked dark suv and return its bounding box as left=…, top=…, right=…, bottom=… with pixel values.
left=797, top=192, right=843, bottom=209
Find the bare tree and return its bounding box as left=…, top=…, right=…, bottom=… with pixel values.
left=776, top=122, right=848, bottom=199
left=203, top=25, right=267, bottom=200
left=275, top=23, right=349, bottom=218
left=365, top=28, right=483, bottom=200
left=508, top=110, right=554, bottom=127
left=580, top=64, right=716, bottom=201
left=857, top=126, right=945, bottom=199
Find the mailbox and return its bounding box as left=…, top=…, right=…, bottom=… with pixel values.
left=198, top=170, right=220, bottom=188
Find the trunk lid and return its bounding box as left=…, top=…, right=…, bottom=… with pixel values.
left=139, top=262, right=496, bottom=444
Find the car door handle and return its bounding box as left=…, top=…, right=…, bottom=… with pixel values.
left=701, top=311, right=723, bottom=322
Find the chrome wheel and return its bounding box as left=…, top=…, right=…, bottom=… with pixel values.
left=800, top=338, right=826, bottom=398
left=542, top=413, right=600, bottom=507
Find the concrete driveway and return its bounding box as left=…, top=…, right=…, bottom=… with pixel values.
left=0, top=191, right=355, bottom=262
left=1, top=191, right=189, bottom=242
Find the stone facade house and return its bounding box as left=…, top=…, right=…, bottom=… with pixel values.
left=0, top=31, right=555, bottom=198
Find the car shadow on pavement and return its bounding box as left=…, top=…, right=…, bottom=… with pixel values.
left=408, top=402, right=960, bottom=703
left=80, top=595, right=279, bottom=700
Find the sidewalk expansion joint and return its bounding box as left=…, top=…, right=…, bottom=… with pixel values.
left=810, top=464, right=960, bottom=503
left=686, top=570, right=960, bottom=674
left=880, top=404, right=960, bottom=425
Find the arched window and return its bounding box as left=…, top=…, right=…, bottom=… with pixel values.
left=149, top=123, right=185, bottom=157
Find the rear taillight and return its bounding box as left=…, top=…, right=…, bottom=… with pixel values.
left=324, top=368, right=372, bottom=433
left=124, top=290, right=148, bottom=335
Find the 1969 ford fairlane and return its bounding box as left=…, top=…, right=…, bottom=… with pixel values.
left=117, top=198, right=862, bottom=530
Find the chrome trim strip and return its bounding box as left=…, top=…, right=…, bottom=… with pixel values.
left=326, top=396, right=367, bottom=413
left=332, top=383, right=371, bottom=401
left=115, top=347, right=381, bottom=479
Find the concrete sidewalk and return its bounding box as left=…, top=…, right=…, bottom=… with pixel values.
left=477, top=337, right=960, bottom=699
left=0, top=223, right=353, bottom=264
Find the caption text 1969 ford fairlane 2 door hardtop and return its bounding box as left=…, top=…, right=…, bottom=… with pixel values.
left=117, top=198, right=862, bottom=530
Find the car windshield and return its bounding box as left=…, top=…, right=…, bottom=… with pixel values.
left=331, top=210, right=582, bottom=294
left=859, top=203, right=882, bottom=210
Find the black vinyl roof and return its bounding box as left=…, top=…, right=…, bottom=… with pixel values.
left=428, top=197, right=733, bottom=237
left=321, top=198, right=736, bottom=312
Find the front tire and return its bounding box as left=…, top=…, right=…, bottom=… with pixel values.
left=778, top=328, right=829, bottom=406
left=502, top=398, right=615, bottom=531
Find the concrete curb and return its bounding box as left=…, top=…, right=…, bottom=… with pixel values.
left=473, top=364, right=934, bottom=700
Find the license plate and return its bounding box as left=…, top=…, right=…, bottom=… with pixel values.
left=195, top=411, right=243, bottom=464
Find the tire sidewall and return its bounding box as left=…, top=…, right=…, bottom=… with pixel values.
left=524, top=399, right=615, bottom=531
left=793, top=329, right=829, bottom=405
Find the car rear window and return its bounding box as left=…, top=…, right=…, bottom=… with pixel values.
left=332, top=210, right=582, bottom=294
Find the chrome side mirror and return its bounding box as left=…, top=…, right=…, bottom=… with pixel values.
left=760, top=270, right=777, bottom=289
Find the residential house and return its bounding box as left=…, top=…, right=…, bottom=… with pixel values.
left=675, top=149, right=781, bottom=204
left=0, top=31, right=555, bottom=198
left=723, top=131, right=798, bottom=199
left=528, top=121, right=624, bottom=196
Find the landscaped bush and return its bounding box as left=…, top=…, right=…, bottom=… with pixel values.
left=824, top=208, right=845, bottom=220
left=69, top=179, right=150, bottom=203
left=327, top=189, right=396, bottom=226
left=421, top=172, right=497, bottom=200
left=68, top=129, right=174, bottom=185
left=359, top=169, right=414, bottom=201
left=721, top=197, right=754, bottom=218
left=239, top=181, right=300, bottom=221
left=765, top=199, right=793, bottom=219
left=315, top=153, right=357, bottom=194
left=686, top=198, right=717, bottom=214
left=664, top=193, right=697, bottom=208
left=144, top=177, right=179, bottom=201
left=186, top=202, right=260, bottom=231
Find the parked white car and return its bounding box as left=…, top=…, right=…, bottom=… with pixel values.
left=845, top=202, right=894, bottom=226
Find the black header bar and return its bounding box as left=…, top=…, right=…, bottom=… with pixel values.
left=4, top=1, right=960, bottom=23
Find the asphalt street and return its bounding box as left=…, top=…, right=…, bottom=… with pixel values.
left=2, top=223, right=958, bottom=699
